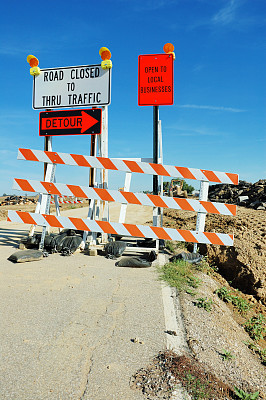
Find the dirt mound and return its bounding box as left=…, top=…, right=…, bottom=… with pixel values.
left=163, top=207, right=266, bottom=304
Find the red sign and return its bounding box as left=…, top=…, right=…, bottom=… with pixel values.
left=138, top=54, right=174, bottom=106
left=39, top=108, right=102, bottom=136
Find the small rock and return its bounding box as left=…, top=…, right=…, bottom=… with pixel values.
left=165, top=330, right=177, bottom=336
left=131, top=337, right=144, bottom=344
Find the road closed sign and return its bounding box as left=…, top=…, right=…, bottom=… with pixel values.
left=33, top=64, right=111, bottom=109
left=138, top=54, right=174, bottom=106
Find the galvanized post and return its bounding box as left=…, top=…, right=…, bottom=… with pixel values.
left=153, top=106, right=160, bottom=236
left=153, top=106, right=159, bottom=195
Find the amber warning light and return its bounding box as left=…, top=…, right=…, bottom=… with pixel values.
left=39, top=108, right=102, bottom=137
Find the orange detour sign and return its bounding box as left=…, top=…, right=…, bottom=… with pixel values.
left=138, top=53, right=174, bottom=106
left=39, top=108, right=102, bottom=136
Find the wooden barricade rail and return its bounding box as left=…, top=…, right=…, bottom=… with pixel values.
left=18, top=148, right=238, bottom=185
left=8, top=210, right=234, bottom=246
left=7, top=148, right=239, bottom=248
left=13, top=178, right=237, bottom=216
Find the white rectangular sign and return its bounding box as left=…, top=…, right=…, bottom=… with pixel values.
left=33, top=64, right=111, bottom=109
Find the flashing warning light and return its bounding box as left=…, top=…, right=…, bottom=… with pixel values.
left=101, top=50, right=111, bottom=60
left=29, top=58, right=39, bottom=67
left=163, top=43, right=175, bottom=60
left=27, top=54, right=40, bottom=76
left=99, top=47, right=112, bottom=70
left=163, top=43, right=174, bottom=53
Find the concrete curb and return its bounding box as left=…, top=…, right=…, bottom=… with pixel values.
left=158, top=252, right=191, bottom=400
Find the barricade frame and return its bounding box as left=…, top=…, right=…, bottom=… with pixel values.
left=8, top=148, right=239, bottom=250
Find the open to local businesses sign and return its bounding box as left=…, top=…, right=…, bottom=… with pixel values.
left=33, top=64, right=111, bottom=109
left=138, top=54, right=174, bottom=106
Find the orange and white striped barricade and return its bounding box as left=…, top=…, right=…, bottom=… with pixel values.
left=7, top=210, right=234, bottom=247
left=13, top=179, right=237, bottom=216
left=112, top=157, right=163, bottom=226
left=8, top=148, right=239, bottom=251
left=50, top=195, right=83, bottom=205
left=16, top=148, right=238, bottom=185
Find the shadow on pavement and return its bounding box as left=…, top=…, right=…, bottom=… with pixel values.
left=0, top=228, right=28, bottom=248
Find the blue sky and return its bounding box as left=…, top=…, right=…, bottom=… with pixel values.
left=0, top=0, right=265, bottom=195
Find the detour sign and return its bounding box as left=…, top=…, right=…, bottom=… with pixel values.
left=138, top=53, right=174, bottom=106
left=39, top=108, right=102, bottom=136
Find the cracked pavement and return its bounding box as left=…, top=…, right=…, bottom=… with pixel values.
left=0, top=208, right=167, bottom=399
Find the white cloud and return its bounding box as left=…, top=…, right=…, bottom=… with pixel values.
left=176, top=104, right=246, bottom=113
left=167, top=124, right=221, bottom=136
left=212, top=0, right=239, bottom=26
left=0, top=150, right=16, bottom=155
left=117, top=0, right=177, bottom=12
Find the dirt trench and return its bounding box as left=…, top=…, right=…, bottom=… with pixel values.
left=163, top=206, right=266, bottom=304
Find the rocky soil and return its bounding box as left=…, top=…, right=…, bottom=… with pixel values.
left=179, top=272, right=266, bottom=398
left=131, top=201, right=265, bottom=398
left=131, top=267, right=266, bottom=400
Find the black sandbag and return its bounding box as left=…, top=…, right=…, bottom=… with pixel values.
left=116, top=256, right=152, bottom=268
left=136, top=239, right=165, bottom=249
left=147, top=250, right=157, bottom=262
left=20, top=234, right=42, bottom=249
left=159, top=239, right=165, bottom=250
left=170, top=251, right=203, bottom=264
left=104, top=241, right=127, bottom=259
left=20, top=231, right=67, bottom=251
left=8, top=250, right=43, bottom=263
left=137, top=238, right=156, bottom=248
left=45, top=229, right=83, bottom=254
left=60, top=235, right=83, bottom=256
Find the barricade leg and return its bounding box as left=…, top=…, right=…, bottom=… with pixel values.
left=193, top=180, right=209, bottom=253
left=118, top=172, right=132, bottom=224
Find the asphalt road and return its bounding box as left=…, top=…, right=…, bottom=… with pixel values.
left=0, top=205, right=185, bottom=400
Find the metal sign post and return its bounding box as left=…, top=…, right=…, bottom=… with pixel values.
left=138, top=50, right=174, bottom=228
left=153, top=105, right=159, bottom=195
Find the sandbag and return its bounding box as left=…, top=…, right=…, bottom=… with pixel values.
left=136, top=238, right=165, bottom=249
left=21, top=229, right=83, bottom=255
left=116, top=250, right=157, bottom=268
left=44, top=229, right=75, bottom=253
left=170, top=251, right=203, bottom=264
left=20, top=234, right=42, bottom=248
left=60, top=235, right=83, bottom=256
left=104, top=241, right=127, bottom=259
left=147, top=250, right=157, bottom=262
left=8, top=250, right=43, bottom=263
left=116, top=257, right=152, bottom=268
left=137, top=238, right=156, bottom=248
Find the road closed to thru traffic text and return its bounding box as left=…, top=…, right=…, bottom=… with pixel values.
left=33, top=64, right=111, bottom=109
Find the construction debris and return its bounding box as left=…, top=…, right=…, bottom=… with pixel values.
left=0, top=195, right=37, bottom=206
left=208, top=179, right=266, bottom=210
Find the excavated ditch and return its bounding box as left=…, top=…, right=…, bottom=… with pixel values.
left=163, top=206, right=266, bottom=304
